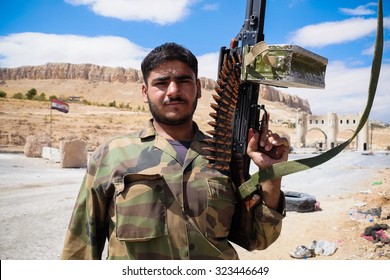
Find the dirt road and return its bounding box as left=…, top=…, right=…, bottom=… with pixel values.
left=0, top=151, right=389, bottom=260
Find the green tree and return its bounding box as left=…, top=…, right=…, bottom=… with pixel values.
left=26, top=88, right=37, bottom=100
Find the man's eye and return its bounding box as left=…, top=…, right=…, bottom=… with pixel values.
left=178, top=79, right=191, bottom=84
left=154, top=81, right=168, bottom=86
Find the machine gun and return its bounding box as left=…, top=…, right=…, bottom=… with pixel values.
left=204, top=0, right=327, bottom=250
left=205, top=0, right=327, bottom=186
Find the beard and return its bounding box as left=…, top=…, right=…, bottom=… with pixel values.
left=147, top=96, right=198, bottom=126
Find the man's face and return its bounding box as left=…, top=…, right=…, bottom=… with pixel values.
left=142, top=60, right=201, bottom=126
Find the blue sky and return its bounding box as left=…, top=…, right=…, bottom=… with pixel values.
left=1, top=0, right=389, bottom=123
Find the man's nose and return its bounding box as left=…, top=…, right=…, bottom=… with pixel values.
left=167, top=81, right=179, bottom=96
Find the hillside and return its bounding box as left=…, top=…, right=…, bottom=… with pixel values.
left=0, top=63, right=308, bottom=151
left=0, top=87, right=300, bottom=153
left=0, top=63, right=311, bottom=112
left=1, top=63, right=388, bottom=152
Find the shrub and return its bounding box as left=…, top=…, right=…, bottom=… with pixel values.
left=12, top=92, right=24, bottom=99
left=26, top=88, right=37, bottom=100
left=37, top=93, right=46, bottom=101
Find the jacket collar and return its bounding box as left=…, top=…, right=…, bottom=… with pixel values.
left=138, top=119, right=208, bottom=156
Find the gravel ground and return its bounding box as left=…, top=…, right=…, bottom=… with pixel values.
left=0, top=151, right=389, bottom=260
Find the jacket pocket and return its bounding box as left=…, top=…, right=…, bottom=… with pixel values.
left=114, top=173, right=167, bottom=241
left=206, top=177, right=237, bottom=239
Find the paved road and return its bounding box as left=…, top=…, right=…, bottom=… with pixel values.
left=0, top=153, right=84, bottom=259
left=279, top=151, right=390, bottom=200
left=0, top=151, right=389, bottom=259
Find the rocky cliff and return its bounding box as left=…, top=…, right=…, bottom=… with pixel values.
left=0, top=63, right=142, bottom=83
left=260, top=85, right=311, bottom=114
left=0, top=63, right=311, bottom=113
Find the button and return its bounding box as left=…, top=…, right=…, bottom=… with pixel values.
left=189, top=243, right=195, bottom=250
left=155, top=184, right=162, bottom=192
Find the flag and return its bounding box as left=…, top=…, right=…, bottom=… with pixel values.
left=51, top=98, right=69, bottom=113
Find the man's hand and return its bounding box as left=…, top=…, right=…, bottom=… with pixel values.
left=247, top=127, right=290, bottom=169
left=246, top=114, right=290, bottom=211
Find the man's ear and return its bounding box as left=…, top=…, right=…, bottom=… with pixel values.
left=196, top=79, right=202, bottom=99
left=141, top=83, right=149, bottom=103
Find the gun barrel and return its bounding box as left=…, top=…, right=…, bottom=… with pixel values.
left=238, top=0, right=266, bottom=47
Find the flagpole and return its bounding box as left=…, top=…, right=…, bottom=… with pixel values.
left=49, top=99, right=52, bottom=154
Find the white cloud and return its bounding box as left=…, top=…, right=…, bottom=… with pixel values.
left=0, top=32, right=220, bottom=79
left=0, top=32, right=220, bottom=78
left=201, top=3, right=219, bottom=11
left=286, top=0, right=306, bottom=8
left=339, top=3, right=377, bottom=16
left=289, top=17, right=379, bottom=48
left=65, top=0, right=196, bottom=25
left=198, top=52, right=219, bottom=80
left=362, top=40, right=390, bottom=55
left=0, top=32, right=149, bottom=68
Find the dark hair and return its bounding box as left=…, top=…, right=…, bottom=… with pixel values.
left=141, top=42, right=198, bottom=83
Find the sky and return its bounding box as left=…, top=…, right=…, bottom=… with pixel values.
left=1, top=0, right=389, bottom=123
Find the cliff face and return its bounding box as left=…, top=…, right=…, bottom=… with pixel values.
left=0, top=63, right=142, bottom=83
left=260, top=85, right=311, bottom=114
left=0, top=63, right=311, bottom=113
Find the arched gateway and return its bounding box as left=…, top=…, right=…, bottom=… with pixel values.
left=296, top=112, right=369, bottom=151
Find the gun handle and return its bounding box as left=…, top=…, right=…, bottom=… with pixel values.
left=248, top=129, right=284, bottom=160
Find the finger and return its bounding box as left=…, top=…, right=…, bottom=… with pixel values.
left=264, top=133, right=275, bottom=151
left=260, top=129, right=273, bottom=148
left=263, top=112, right=270, bottom=131
left=260, top=112, right=271, bottom=147
left=247, top=128, right=260, bottom=153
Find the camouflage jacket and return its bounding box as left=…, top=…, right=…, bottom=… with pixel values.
left=61, top=120, right=285, bottom=260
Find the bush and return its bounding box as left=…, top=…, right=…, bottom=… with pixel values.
left=82, top=99, right=91, bottom=105
left=26, top=88, right=37, bottom=100
left=37, top=93, right=46, bottom=101
left=12, top=92, right=24, bottom=99
left=0, top=90, right=6, bottom=98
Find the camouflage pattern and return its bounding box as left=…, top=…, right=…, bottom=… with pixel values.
left=61, top=119, right=285, bottom=260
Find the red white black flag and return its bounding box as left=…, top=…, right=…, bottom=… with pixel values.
left=51, top=98, right=69, bottom=113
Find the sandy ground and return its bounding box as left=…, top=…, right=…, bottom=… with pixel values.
left=0, top=89, right=389, bottom=260
left=0, top=151, right=389, bottom=260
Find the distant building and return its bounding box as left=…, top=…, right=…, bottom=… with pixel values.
left=296, top=112, right=369, bottom=151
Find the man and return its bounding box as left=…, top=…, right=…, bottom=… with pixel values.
left=61, top=42, right=289, bottom=260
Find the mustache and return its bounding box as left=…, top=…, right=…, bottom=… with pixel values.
left=163, top=97, right=186, bottom=104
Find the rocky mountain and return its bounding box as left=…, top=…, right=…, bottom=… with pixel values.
left=0, top=63, right=311, bottom=113
left=260, top=85, right=311, bottom=114
left=0, top=63, right=142, bottom=83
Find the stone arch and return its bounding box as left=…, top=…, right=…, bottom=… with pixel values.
left=338, top=128, right=357, bottom=150
left=306, top=127, right=327, bottom=150
left=295, top=112, right=369, bottom=151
